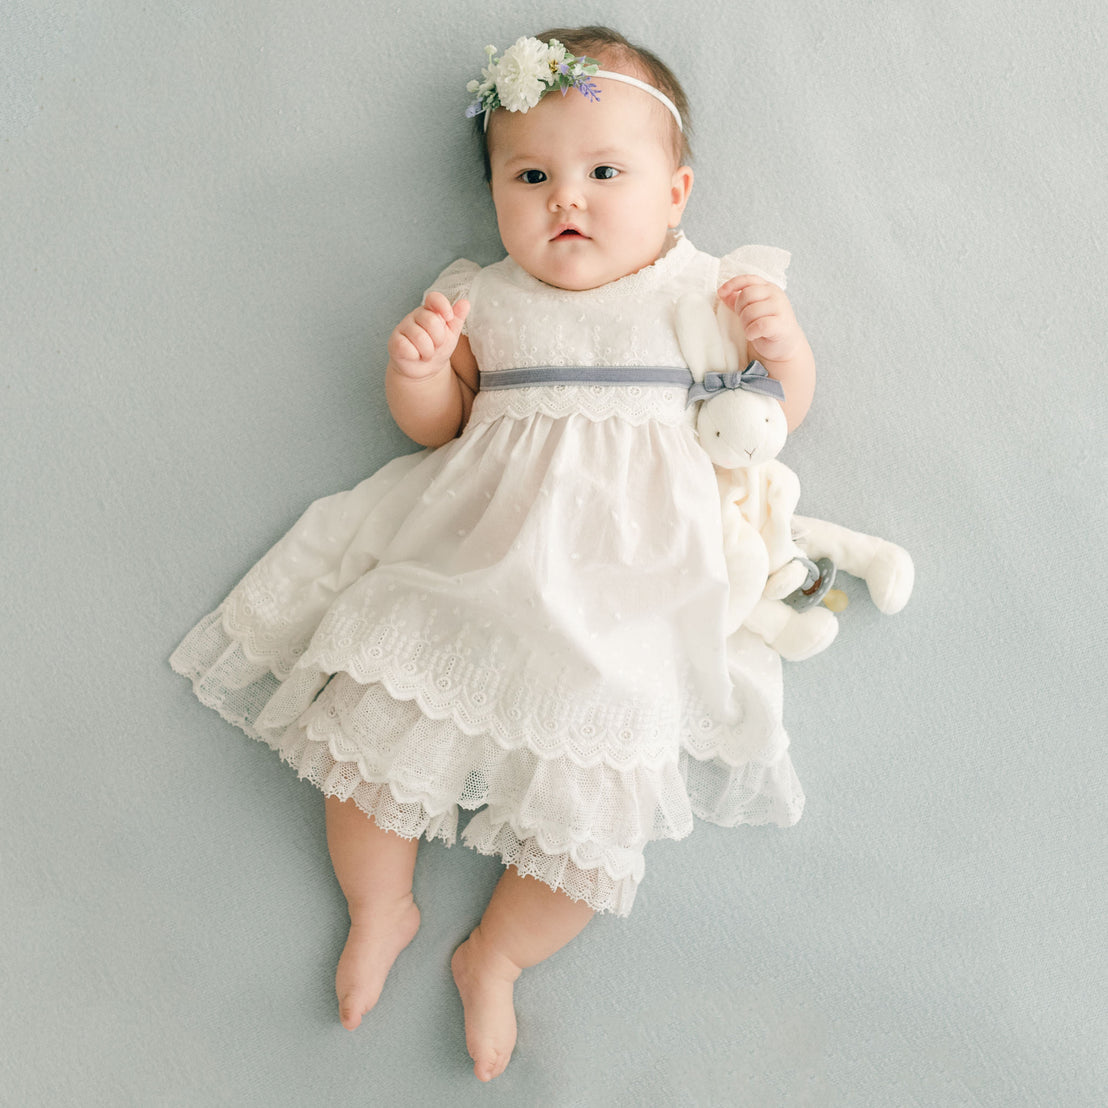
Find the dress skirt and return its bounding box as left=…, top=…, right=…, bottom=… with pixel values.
left=171, top=392, right=804, bottom=916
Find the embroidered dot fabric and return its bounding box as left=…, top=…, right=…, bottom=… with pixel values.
left=170, top=234, right=803, bottom=915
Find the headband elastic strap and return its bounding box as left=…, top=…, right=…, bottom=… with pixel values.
left=593, top=70, right=683, bottom=131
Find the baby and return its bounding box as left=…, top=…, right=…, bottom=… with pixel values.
left=172, top=25, right=815, bottom=1083
left=362, top=26, right=813, bottom=1079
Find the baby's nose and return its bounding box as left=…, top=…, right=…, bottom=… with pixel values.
left=548, top=181, right=585, bottom=211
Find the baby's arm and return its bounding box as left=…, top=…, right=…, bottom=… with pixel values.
left=718, top=275, right=815, bottom=432
left=386, top=292, right=477, bottom=446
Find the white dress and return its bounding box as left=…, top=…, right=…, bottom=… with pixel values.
left=170, top=232, right=804, bottom=916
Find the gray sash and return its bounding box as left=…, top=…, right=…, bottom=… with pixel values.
left=479, top=366, right=694, bottom=391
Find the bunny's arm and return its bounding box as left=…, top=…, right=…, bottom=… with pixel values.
left=760, top=460, right=803, bottom=571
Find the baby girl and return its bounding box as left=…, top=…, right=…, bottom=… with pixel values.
left=172, top=25, right=815, bottom=1082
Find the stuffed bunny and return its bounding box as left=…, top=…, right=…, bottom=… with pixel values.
left=677, top=293, right=914, bottom=661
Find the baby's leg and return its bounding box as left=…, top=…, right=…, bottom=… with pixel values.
left=451, top=869, right=594, bottom=1082
left=325, top=795, right=422, bottom=1029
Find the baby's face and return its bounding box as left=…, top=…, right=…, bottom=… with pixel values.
left=486, top=73, right=693, bottom=291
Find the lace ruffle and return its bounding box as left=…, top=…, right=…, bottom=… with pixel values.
left=179, top=592, right=787, bottom=773
left=462, top=814, right=644, bottom=916
left=289, top=727, right=648, bottom=915
left=195, top=548, right=783, bottom=777
left=681, top=749, right=804, bottom=828
left=286, top=588, right=784, bottom=771
left=298, top=673, right=693, bottom=831
left=284, top=732, right=459, bottom=844
left=716, top=244, right=791, bottom=290
left=171, top=612, right=801, bottom=914
left=296, top=672, right=687, bottom=916
left=288, top=729, right=646, bottom=914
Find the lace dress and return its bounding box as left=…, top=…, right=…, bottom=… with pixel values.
left=170, top=233, right=804, bottom=915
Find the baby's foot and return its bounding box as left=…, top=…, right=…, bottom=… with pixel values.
left=335, top=895, right=421, bottom=1030
left=451, top=930, right=522, bottom=1082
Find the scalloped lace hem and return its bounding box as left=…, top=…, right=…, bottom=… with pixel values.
left=175, top=601, right=783, bottom=773
left=294, top=607, right=784, bottom=771
left=171, top=607, right=796, bottom=784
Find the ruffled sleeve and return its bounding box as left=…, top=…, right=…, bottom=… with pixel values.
left=424, top=258, right=481, bottom=305
left=423, top=259, right=481, bottom=335
left=717, top=245, right=791, bottom=290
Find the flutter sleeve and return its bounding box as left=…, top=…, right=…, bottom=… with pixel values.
left=422, top=258, right=481, bottom=335
left=717, top=245, right=792, bottom=291
left=425, top=258, right=480, bottom=304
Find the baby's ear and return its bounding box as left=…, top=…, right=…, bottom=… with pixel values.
left=667, top=165, right=694, bottom=227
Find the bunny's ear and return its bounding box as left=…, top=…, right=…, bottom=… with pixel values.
left=676, top=293, right=729, bottom=383
left=715, top=300, right=743, bottom=372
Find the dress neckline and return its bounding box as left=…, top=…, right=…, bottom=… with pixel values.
left=495, top=231, right=697, bottom=298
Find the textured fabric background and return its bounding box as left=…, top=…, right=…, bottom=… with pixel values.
left=3, top=2, right=1104, bottom=1105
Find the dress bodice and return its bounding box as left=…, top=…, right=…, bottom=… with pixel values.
left=466, top=233, right=711, bottom=372
left=427, top=234, right=790, bottom=428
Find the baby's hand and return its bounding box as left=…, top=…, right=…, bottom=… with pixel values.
left=388, top=292, right=471, bottom=380
left=718, top=275, right=802, bottom=364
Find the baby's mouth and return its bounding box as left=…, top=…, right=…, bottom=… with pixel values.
left=552, top=226, right=588, bottom=241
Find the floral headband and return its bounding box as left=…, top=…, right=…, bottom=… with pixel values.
left=466, top=37, right=684, bottom=133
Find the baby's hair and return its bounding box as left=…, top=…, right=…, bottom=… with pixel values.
left=475, top=25, right=692, bottom=181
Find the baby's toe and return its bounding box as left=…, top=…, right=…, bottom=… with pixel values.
left=473, top=1046, right=512, bottom=1083
left=338, top=995, right=366, bottom=1030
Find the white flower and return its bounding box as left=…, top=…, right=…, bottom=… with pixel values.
left=492, top=36, right=557, bottom=113
left=467, top=74, right=492, bottom=99
left=464, top=38, right=598, bottom=121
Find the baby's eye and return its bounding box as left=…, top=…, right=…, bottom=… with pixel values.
left=590, top=165, right=620, bottom=180
left=518, top=169, right=547, bottom=184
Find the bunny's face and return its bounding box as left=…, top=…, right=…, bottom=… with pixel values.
left=696, top=388, right=788, bottom=470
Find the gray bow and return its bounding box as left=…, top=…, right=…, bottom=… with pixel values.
left=686, top=360, right=786, bottom=406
